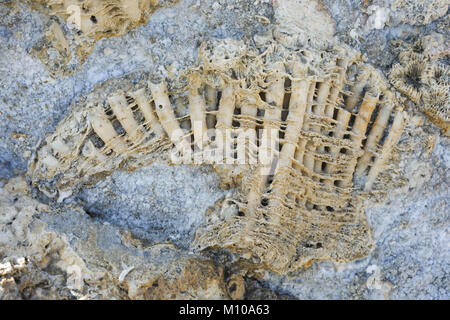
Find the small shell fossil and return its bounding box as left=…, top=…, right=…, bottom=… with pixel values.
left=29, top=38, right=405, bottom=274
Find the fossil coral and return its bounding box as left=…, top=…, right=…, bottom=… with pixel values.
left=25, top=0, right=175, bottom=74
left=420, top=64, right=449, bottom=135
left=389, top=41, right=449, bottom=135
left=389, top=58, right=426, bottom=104
left=29, top=38, right=405, bottom=274
left=28, top=83, right=172, bottom=199
left=421, top=62, right=450, bottom=87
left=28, top=0, right=166, bottom=40
left=421, top=85, right=449, bottom=135
left=420, top=63, right=449, bottom=135
left=191, top=39, right=405, bottom=273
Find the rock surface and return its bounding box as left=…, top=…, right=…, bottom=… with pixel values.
left=0, top=0, right=448, bottom=299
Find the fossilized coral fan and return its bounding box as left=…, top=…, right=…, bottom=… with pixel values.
left=29, top=38, right=405, bottom=274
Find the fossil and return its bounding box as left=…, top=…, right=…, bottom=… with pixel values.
left=421, top=84, right=449, bottom=134
left=28, top=0, right=167, bottom=40
left=26, top=0, right=176, bottom=73
left=389, top=59, right=425, bottom=104
left=29, top=38, right=405, bottom=273
left=30, top=20, right=73, bottom=76
left=389, top=40, right=449, bottom=135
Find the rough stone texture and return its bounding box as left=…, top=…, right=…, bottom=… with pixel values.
left=77, top=163, right=226, bottom=248
left=322, top=0, right=449, bottom=70
left=0, top=0, right=448, bottom=299
left=0, top=177, right=229, bottom=299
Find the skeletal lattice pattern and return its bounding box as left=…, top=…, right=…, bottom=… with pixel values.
left=29, top=38, right=405, bottom=273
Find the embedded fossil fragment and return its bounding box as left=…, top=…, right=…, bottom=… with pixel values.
left=421, top=62, right=450, bottom=87
left=28, top=0, right=168, bottom=40
left=26, top=0, right=175, bottom=71
left=30, top=20, right=73, bottom=76
left=420, top=63, right=450, bottom=134
left=389, top=59, right=425, bottom=104
left=192, top=40, right=405, bottom=273
left=225, top=274, right=245, bottom=300
left=389, top=42, right=449, bottom=135
left=28, top=81, right=172, bottom=198
left=29, top=38, right=405, bottom=274
left=421, top=85, right=449, bottom=135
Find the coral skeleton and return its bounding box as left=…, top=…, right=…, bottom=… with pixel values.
left=29, top=38, right=405, bottom=274
left=389, top=59, right=425, bottom=104
left=421, top=85, right=449, bottom=135
left=29, top=0, right=164, bottom=40
left=26, top=0, right=175, bottom=74
left=389, top=41, right=449, bottom=135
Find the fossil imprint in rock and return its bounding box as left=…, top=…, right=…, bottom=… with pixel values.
left=29, top=38, right=405, bottom=273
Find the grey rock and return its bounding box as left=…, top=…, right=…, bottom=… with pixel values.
left=0, top=0, right=448, bottom=300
